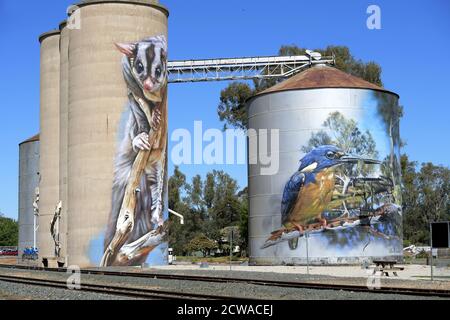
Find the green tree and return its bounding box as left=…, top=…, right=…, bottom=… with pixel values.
left=184, top=233, right=217, bottom=257
left=218, top=83, right=253, bottom=130
left=220, top=226, right=240, bottom=256
left=218, top=45, right=383, bottom=130
left=0, top=214, right=18, bottom=246
left=204, top=172, right=215, bottom=209
left=401, top=155, right=421, bottom=245
left=168, top=166, right=187, bottom=211
left=168, top=168, right=248, bottom=257
left=168, top=166, right=190, bottom=255
left=201, top=170, right=243, bottom=255
left=401, top=155, right=450, bottom=245
left=237, top=187, right=249, bottom=256
left=186, top=175, right=206, bottom=220
left=205, top=171, right=241, bottom=228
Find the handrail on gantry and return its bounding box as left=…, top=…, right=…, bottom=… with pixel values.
left=167, top=51, right=335, bottom=83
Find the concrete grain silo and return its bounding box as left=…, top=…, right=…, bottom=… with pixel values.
left=38, top=30, right=60, bottom=262
left=67, top=0, right=169, bottom=267
left=18, top=135, right=40, bottom=257
left=247, top=64, right=403, bottom=265
left=58, top=20, right=70, bottom=264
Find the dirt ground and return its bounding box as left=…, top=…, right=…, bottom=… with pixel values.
left=0, top=256, right=18, bottom=265
left=154, top=263, right=450, bottom=282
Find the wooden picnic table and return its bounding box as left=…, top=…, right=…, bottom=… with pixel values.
left=372, top=260, right=404, bottom=277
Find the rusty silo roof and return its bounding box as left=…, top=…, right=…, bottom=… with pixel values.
left=253, top=64, right=398, bottom=99
left=19, top=134, right=40, bottom=146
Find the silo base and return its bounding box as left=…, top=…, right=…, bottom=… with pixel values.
left=249, top=255, right=404, bottom=266
left=41, top=256, right=66, bottom=268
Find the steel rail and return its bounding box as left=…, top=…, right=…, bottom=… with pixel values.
left=0, top=264, right=449, bottom=298
left=0, top=272, right=236, bottom=300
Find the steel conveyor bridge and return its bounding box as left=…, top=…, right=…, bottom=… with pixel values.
left=167, top=51, right=334, bottom=83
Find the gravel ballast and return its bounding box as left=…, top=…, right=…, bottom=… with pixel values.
left=0, top=266, right=448, bottom=300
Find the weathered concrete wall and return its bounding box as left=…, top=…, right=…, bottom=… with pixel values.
left=67, top=1, right=168, bottom=267
left=38, top=31, right=60, bottom=260
left=81, top=0, right=160, bottom=4
left=59, top=21, right=69, bottom=263
left=18, top=136, right=40, bottom=256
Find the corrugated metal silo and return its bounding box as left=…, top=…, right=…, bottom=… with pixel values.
left=247, top=64, right=403, bottom=265
left=18, top=135, right=40, bottom=256
left=38, top=30, right=60, bottom=261
left=67, top=0, right=169, bottom=267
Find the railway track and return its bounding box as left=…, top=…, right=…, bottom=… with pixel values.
left=0, top=272, right=235, bottom=300
left=0, top=264, right=449, bottom=298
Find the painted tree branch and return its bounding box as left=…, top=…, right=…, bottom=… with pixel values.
left=115, top=223, right=168, bottom=265
left=100, top=88, right=167, bottom=267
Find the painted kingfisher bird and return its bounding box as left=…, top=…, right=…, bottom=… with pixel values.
left=264, top=145, right=378, bottom=250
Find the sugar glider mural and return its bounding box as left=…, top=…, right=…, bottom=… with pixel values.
left=101, top=35, right=168, bottom=267
left=262, top=109, right=403, bottom=257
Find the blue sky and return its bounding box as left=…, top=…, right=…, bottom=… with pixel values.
left=0, top=0, right=449, bottom=220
